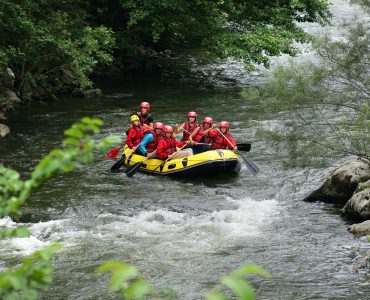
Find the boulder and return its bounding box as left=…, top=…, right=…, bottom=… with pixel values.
left=349, top=220, right=370, bottom=236
left=1, top=67, right=15, bottom=88
left=73, top=88, right=102, bottom=98
left=4, top=89, right=21, bottom=103
left=60, top=68, right=76, bottom=85
left=0, top=123, right=10, bottom=137
left=0, top=112, right=7, bottom=120
left=304, top=159, right=370, bottom=204
left=342, top=187, right=370, bottom=220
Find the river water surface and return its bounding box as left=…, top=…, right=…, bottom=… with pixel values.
left=1, top=1, right=369, bottom=299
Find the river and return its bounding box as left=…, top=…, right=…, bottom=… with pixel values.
left=0, top=1, right=369, bottom=299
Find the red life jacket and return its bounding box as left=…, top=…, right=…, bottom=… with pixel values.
left=138, top=112, right=151, bottom=126
left=128, top=126, right=144, bottom=147
left=211, top=132, right=233, bottom=150
left=163, top=136, right=177, bottom=155
left=146, top=130, right=162, bottom=153
left=193, top=125, right=211, bottom=143
left=182, top=122, right=199, bottom=142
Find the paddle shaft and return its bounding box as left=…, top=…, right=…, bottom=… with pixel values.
left=125, top=155, right=150, bottom=177
left=216, top=128, right=260, bottom=175
left=151, top=143, right=188, bottom=173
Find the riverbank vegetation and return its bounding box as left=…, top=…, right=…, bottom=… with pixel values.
left=0, top=0, right=331, bottom=108
left=242, top=1, right=369, bottom=168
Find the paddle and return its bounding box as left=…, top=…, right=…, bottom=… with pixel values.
left=216, top=129, right=260, bottom=175
left=151, top=144, right=188, bottom=174
left=181, top=125, right=251, bottom=152
left=125, top=155, right=150, bottom=177
left=110, top=147, right=131, bottom=172
left=110, top=157, right=125, bottom=171
left=236, top=143, right=251, bottom=152
left=106, top=145, right=124, bottom=159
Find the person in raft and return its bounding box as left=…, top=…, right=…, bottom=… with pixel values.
left=175, top=111, right=199, bottom=143
left=209, top=121, right=238, bottom=151
left=156, top=125, right=193, bottom=160
left=137, top=101, right=153, bottom=129
left=188, top=117, right=215, bottom=153
left=136, top=122, right=163, bottom=157
left=125, top=115, right=145, bottom=149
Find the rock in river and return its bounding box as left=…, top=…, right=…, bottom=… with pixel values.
left=342, top=186, right=370, bottom=220
left=349, top=220, right=370, bottom=236
left=0, top=123, right=10, bottom=138
left=304, top=159, right=370, bottom=204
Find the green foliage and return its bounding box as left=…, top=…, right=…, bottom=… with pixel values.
left=206, top=264, right=271, bottom=300
left=89, top=0, right=331, bottom=68
left=356, top=182, right=370, bottom=193
left=98, top=262, right=270, bottom=300
left=0, top=227, right=30, bottom=239
left=0, top=0, right=332, bottom=92
left=0, top=117, right=120, bottom=299
left=0, top=244, right=62, bottom=300
left=0, top=0, right=114, bottom=90
left=0, top=117, right=120, bottom=219
left=243, top=17, right=370, bottom=167
left=97, top=261, right=153, bottom=299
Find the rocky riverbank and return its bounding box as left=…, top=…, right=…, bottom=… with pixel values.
left=305, top=158, right=370, bottom=272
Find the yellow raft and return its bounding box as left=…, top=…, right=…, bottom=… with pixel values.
left=121, top=147, right=241, bottom=177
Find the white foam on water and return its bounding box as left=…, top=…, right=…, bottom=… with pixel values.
left=10, top=236, right=50, bottom=255
left=97, top=197, right=279, bottom=253
left=0, top=219, right=71, bottom=256
left=0, top=216, right=17, bottom=227
left=1, top=198, right=279, bottom=259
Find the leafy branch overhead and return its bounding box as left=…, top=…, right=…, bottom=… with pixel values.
left=0, top=117, right=119, bottom=299
left=97, top=261, right=271, bottom=300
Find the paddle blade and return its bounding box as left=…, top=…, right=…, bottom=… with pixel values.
left=240, top=155, right=260, bottom=175
left=106, top=146, right=123, bottom=159
left=236, top=143, right=251, bottom=152
left=110, top=157, right=125, bottom=172
left=125, top=162, right=142, bottom=177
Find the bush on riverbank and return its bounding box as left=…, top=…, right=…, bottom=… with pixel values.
left=0, top=0, right=331, bottom=111
left=241, top=11, right=369, bottom=168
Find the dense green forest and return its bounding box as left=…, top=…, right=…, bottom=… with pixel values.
left=0, top=0, right=331, bottom=100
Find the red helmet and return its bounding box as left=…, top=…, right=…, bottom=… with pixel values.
left=219, top=121, right=230, bottom=131
left=187, top=111, right=197, bottom=119
left=163, top=125, right=174, bottom=133
left=154, top=122, right=163, bottom=130
left=203, top=117, right=213, bottom=125
left=140, top=101, right=151, bottom=112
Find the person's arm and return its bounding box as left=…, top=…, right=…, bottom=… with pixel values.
left=204, top=124, right=217, bottom=136
left=226, top=134, right=237, bottom=150
left=143, top=115, right=153, bottom=129
left=176, top=140, right=186, bottom=148
left=156, top=139, right=168, bottom=159
left=175, top=122, right=185, bottom=134
left=138, top=133, right=154, bottom=155
left=208, top=129, right=218, bottom=139
left=126, top=129, right=135, bottom=148
left=189, top=126, right=200, bottom=144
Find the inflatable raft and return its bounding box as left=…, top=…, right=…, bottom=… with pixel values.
left=121, top=147, right=241, bottom=177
